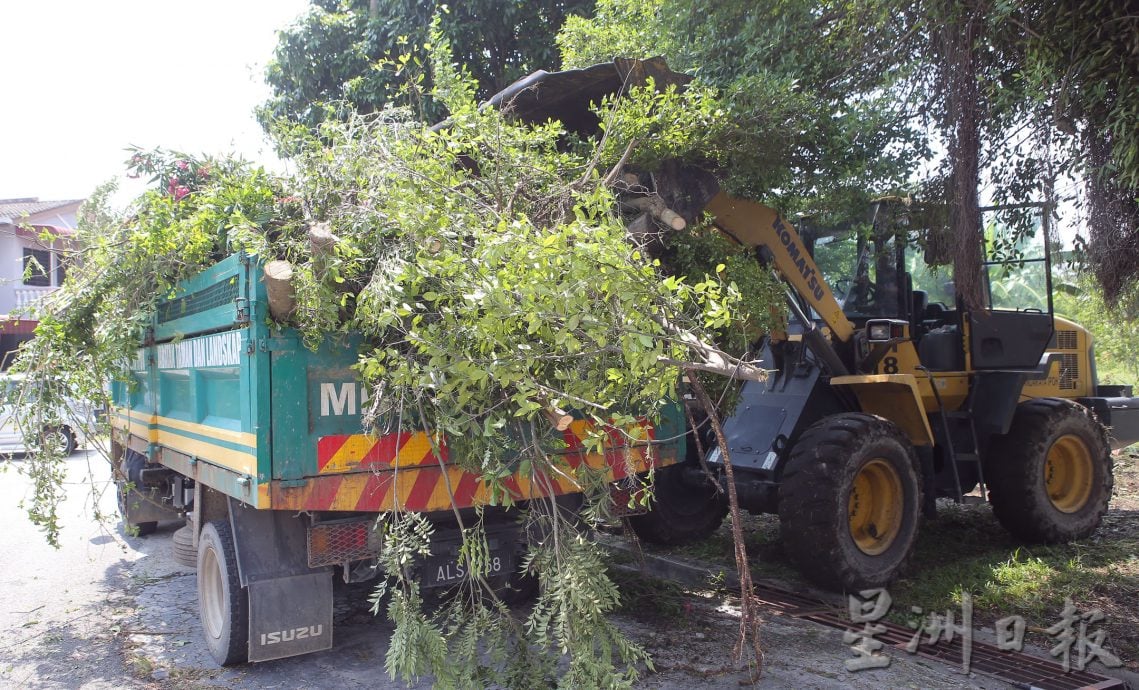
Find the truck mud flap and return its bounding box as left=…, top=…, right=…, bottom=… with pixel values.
left=247, top=571, right=333, bottom=662
left=227, top=498, right=333, bottom=662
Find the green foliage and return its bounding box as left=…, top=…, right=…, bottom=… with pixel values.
left=1016, top=3, right=1139, bottom=193
left=260, top=0, right=595, bottom=131
left=595, top=80, right=727, bottom=172
left=10, top=155, right=299, bottom=544
left=559, top=0, right=928, bottom=217
left=527, top=530, right=650, bottom=688
left=558, top=0, right=675, bottom=69
left=563, top=0, right=1139, bottom=305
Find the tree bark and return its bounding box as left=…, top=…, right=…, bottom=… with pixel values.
left=263, top=260, right=296, bottom=322
left=942, top=0, right=986, bottom=311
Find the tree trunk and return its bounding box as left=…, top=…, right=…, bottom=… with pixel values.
left=942, top=0, right=986, bottom=311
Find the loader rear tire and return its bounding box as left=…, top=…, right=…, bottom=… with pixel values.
left=627, top=461, right=726, bottom=545
left=986, top=398, right=1112, bottom=543
left=779, top=413, right=922, bottom=591
left=198, top=520, right=248, bottom=666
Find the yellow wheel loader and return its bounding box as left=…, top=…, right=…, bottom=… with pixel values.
left=489, top=58, right=1136, bottom=592
left=635, top=192, right=1132, bottom=591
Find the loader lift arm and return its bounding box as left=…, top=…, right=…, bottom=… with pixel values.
left=703, top=192, right=854, bottom=344
left=702, top=192, right=856, bottom=377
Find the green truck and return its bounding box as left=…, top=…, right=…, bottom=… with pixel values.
left=113, top=252, right=684, bottom=665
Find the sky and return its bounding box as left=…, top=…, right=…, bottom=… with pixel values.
left=0, top=1, right=311, bottom=204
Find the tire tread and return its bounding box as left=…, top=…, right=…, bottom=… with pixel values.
left=198, top=520, right=248, bottom=665
left=778, top=413, right=922, bottom=591
left=986, top=398, right=1113, bottom=543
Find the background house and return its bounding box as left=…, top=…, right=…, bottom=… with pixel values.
left=0, top=198, right=83, bottom=367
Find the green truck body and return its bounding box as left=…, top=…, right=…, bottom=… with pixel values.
left=112, top=252, right=683, bottom=664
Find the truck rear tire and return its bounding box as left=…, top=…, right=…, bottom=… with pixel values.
left=986, top=398, right=1113, bottom=543
left=627, top=461, right=726, bottom=545
left=778, top=413, right=922, bottom=590
left=116, top=482, right=158, bottom=536
left=198, top=520, right=248, bottom=665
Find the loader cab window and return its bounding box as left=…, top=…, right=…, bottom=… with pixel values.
left=968, top=206, right=1055, bottom=370
left=981, top=211, right=1051, bottom=313
left=809, top=224, right=905, bottom=320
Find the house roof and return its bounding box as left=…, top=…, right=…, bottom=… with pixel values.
left=0, top=198, right=84, bottom=221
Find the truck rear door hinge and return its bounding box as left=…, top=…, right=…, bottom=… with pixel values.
left=234, top=297, right=250, bottom=324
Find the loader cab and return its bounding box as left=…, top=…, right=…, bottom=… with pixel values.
left=802, top=207, right=929, bottom=328
left=802, top=202, right=1055, bottom=375
left=968, top=211, right=1055, bottom=370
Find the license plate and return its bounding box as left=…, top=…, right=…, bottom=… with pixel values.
left=423, top=539, right=512, bottom=588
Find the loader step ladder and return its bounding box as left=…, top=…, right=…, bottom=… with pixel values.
left=940, top=408, right=988, bottom=503
left=919, top=367, right=988, bottom=504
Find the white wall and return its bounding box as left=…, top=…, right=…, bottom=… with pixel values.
left=0, top=224, right=67, bottom=316
left=0, top=228, right=22, bottom=315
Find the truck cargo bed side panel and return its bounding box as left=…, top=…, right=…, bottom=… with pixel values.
left=269, top=333, right=365, bottom=482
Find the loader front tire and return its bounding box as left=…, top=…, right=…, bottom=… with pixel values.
left=986, top=398, right=1112, bottom=543
left=779, top=413, right=922, bottom=591
left=198, top=520, right=248, bottom=665
left=627, top=460, right=726, bottom=545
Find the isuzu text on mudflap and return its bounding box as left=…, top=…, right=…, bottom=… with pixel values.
left=112, top=253, right=683, bottom=665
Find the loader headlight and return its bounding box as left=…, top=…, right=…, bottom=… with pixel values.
left=867, top=320, right=907, bottom=342
left=868, top=323, right=892, bottom=341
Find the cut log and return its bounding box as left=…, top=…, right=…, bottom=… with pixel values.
left=658, top=208, right=686, bottom=231
left=543, top=408, right=575, bottom=432
left=625, top=196, right=687, bottom=231
left=308, top=222, right=338, bottom=256
left=263, top=260, right=296, bottom=322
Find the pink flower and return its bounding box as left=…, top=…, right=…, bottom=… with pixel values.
left=197, top=164, right=211, bottom=177
left=175, top=160, right=190, bottom=171
left=173, top=185, right=190, bottom=201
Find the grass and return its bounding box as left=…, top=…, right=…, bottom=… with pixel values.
left=891, top=501, right=1138, bottom=660
left=608, top=565, right=690, bottom=622
left=639, top=450, right=1139, bottom=671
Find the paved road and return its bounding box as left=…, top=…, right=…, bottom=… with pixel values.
left=1, top=449, right=1023, bottom=689
left=0, top=447, right=142, bottom=689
